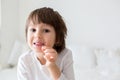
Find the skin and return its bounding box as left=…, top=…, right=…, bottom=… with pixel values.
left=27, top=22, right=61, bottom=80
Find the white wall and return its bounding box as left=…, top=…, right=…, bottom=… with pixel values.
left=0, top=0, right=1, bottom=52
left=19, top=0, right=120, bottom=49
left=0, top=0, right=1, bottom=29
left=0, top=0, right=19, bottom=64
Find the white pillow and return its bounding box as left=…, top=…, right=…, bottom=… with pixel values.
left=7, top=40, right=28, bottom=67
left=68, top=44, right=96, bottom=69
left=95, top=48, right=120, bottom=76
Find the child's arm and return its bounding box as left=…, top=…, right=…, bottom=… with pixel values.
left=42, top=46, right=61, bottom=80
left=40, top=47, right=75, bottom=80
left=46, top=62, right=61, bottom=80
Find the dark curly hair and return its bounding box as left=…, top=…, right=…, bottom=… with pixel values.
left=25, top=7, right=67, bottom=53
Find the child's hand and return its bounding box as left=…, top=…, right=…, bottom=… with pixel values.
left=42, top=46, right=61, bottom=79
left=42, top=46, right=58, bottom=65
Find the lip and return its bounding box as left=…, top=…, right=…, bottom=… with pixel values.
left=33, top=42, right=45, bottom=47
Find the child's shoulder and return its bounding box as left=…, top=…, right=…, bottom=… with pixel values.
left=56, top=48, right=73, bottom=65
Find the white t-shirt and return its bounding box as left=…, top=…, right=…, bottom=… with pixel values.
left=17, top=48, right=75, bottom=80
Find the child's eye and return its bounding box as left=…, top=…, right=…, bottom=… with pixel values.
left=30, top=28, right=36, bottom=32
left=43, top=29, right=50, bottom=33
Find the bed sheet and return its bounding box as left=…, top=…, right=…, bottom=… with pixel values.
left=0, top=66, right=17, bottom=80
left=75, top=68, right=120, bottom=80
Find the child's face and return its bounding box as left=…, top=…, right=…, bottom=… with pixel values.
left=27, top=22, right=56, bottom=53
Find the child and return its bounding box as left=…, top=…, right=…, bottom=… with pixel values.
left=17, top=7, right=75, bottom=80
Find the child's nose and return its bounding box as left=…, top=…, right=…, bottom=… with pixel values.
left=35, top=31, right=42, bottom=38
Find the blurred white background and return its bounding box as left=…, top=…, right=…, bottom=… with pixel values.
left=0, top=0, right=120, bottom=66
left=0, top=0, right=120, bottom=79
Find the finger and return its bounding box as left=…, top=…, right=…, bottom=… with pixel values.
left=41, top=46, right=51, bottom=55
left=42, top=46, right=55, bottom=53
left=41, top=46, right=51, bottom=51
left=41, top=46, right=47, bottom=51
left=41, top=46, right=57, bottom=62
left=44, top=53, right=55, bottom=62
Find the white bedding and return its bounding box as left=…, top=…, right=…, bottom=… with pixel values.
left=74, top=68, right=120, bottom=80
left=0, top=66, right=17, bottom=80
